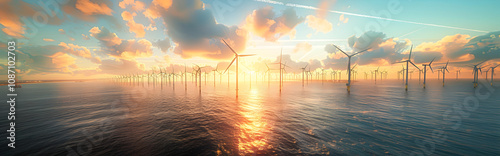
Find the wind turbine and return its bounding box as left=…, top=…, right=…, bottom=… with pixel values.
left=374, top=67, right=380, bottom=84
left=332, top=44, right=370, bottom=92
left=301, top=64, right=308, bottom=87
left=490, top=64, right=500, bottom=86
left=456, top=69, right=461, bottom=80
left=273, top=49, right=290, bottom=92
left=421, top=57, right=435, bottom=88
left=170, top=66, right=177, bottom=89
left=396, top=45, right=420, bottom=91
left=222, top=39, right=255, bottom=97
left=472, top=60, right=487, bottom=88
left=265, top=63, right=272, bottom=86
left=441, top=61, right=450, bottom=86
left=212, top=65, right=219, bottom=87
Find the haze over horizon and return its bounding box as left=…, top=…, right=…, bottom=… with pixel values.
left=1, top=0, right=499, bottom=80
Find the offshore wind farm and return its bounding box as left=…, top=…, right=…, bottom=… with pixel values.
left=1, top=0, right=500, bottom=156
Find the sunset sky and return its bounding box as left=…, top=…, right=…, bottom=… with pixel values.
left=1, top=0, right=499, bottom=80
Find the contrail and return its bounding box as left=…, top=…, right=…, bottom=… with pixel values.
left=253, top=0, right=488, bottom=33
left=397, top=27, right=426, bottom=38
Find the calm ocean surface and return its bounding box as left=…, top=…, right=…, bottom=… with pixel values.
left=1, top=79, right=499, bottom=155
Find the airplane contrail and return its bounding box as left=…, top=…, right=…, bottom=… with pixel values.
left=253, top=0, right=489, bottom=33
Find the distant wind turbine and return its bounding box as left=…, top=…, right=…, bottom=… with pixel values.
left=490, top=64, right=500, bottom=86
left=301, top=64, right=308, bottom=87
left=421, top=57, right=435, bottom=88
left=332, top=44, right=370, bottom=92
left=472, top=60, right=487, bottom=88
left=441, top=61, right=450, bottom=86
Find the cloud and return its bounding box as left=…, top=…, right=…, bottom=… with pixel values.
left=0, top=0, right=68, bottom=38
left=413, top=32, right=500, bottom=65
left=244, top=6, right=304, bottom=41
left=305, top=15, right=333, bottom=33
left=0, top=45, right=77, bottom=75
left=121, top=11, right=146, bottom=38
left=317, top=0, right=336, bottom=18
left=43, top=38, right=55, bottom=42
left=0, top=0, right=37, bottom=38
left=445, top=32, right=500, bottom=63
left=339, top=14, right=349, bottom=23
left=292, top=42, right=313, bottom=53
left=89, top=27, right=122, bottom=46
left=144, top=0, right=249, bottom=60
left=74, top=0, right=113, bottom=15
left=322, top=31, right=442, bottom=69
left=98, top=59, right=144, bottom=75
left=89, top=26, right=153, bottom=59
left=58, top=42, right=102, bottom=63
left=415, top=34, right=470, bottom=58
left=62, top=0, right=119, bottom=26
left=119, top=0, right=146, bottom=11
left=50, top=52, right=78, bottom=71
left=154, top=38, right=172, bottom=53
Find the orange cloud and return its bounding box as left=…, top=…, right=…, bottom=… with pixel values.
left=317, top=0, right=336, bottom=18
left=244, top=6, right=304, bottom=42
left=339, top=14, right=349, bottom=23
left=121, top=11, right=135, bottom=21
left=90, top=26, right=153, bottom=59
left=153, top=0, right=173, bottom=10
left=415, top=34, right=471, bottom=63
left=0, top=0, right=36, bottom=38
left=75, top=0, right=113, bottom=15
left=59, top=42, right=102, bottom=63
left=89, top=27, right=122, bottom=46
left=43, top=38, right=55, bottom=42
left=415, top=34, right=470, bottom=53
left=305, top=15, right=333, bottom=33
left=50, top=52, right=77, bottom=70
left=143, top=0, right=173, bottom=19
left=119, top=0, right=145, bottom=11
left=121, top=11, right=146, bottom=38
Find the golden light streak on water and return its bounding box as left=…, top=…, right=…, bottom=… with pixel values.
left=237, top=89, right=271, bottom=155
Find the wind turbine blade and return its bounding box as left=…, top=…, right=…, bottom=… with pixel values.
left=445, top=61, right=449, bottom=68
left=430, top=66, right=434, bottom=73
left=351, top=64, right=357, bottom=70
left=224, top=57, right=237, bottom=74
left=429, top=57, right=436, bottom=65
left=353, top=48, right=369, bottom=56
left=410, top=61, right=420, bottom=70
left=446, top=68, right=450, bottom=73
left=333, top=44, right=349, bottom=56
left=222, top=39, right=238, bottom=55
left=408, top=45, right=413, bottom=60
